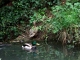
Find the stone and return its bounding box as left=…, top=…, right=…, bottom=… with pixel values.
left=29, top=26, right=38, bottom=38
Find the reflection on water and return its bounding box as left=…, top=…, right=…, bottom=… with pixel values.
left=0, top=42, right=80, bottom=60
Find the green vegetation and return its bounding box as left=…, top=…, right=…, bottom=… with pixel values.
left=0, top=0, right=80, bottom=45
left=0, top=0, right=58, bottom=41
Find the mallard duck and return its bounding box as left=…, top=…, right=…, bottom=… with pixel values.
left=22, top=41, right=37, bottom=51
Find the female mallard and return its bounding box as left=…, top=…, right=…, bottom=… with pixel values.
left=22, top=41, right=37, bottom=51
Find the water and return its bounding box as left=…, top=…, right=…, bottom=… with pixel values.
left=0, top=42, right=80, bottom=60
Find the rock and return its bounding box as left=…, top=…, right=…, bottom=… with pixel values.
left=29, top=26, right=38, bottom=38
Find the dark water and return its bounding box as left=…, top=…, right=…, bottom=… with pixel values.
left=0, top=42, right=80, bottom=60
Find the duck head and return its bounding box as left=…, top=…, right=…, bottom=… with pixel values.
left=32, top=41, right=37, bottom=46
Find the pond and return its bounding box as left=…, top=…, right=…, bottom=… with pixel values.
left=0, top=42, right=80, bottom=60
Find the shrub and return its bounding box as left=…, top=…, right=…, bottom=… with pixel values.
left=30, top=2, right=80, bottom=33
left=0, top=0, right=59, bottom=41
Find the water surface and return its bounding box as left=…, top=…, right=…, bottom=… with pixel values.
left=0, top=42, right=80, bottom=60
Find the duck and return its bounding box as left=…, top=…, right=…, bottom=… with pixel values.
left=22, top=41, right=39, bottom=51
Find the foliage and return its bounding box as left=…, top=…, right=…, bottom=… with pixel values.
left=0, top=0, right=80, bottom=42
left=52, top=2, right=80, bottom=33
left=30, top=2, right=80, bottom=34
left=52, top=2, right=80, bottom=28
left=67, top=0, right=80, bottom=3
left=0, top=0, right=59, bottom=41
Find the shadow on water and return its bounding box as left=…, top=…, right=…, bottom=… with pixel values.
left=0, top=42, right=80, bottom=60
